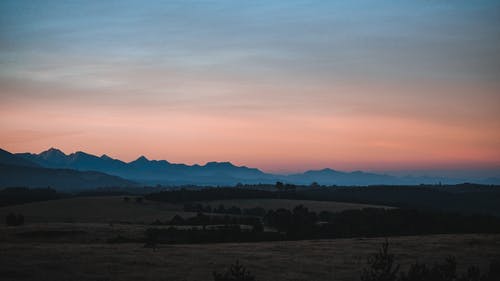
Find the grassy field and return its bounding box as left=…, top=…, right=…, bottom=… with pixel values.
left=204, top=198, right=393, bottom=212
left=1, top=196, right=497, bottom=281
left=0, top=234, right=499, bottom=281
left=0, top=196, right=390, bottom=224
left=0, top=196, right=189, bottom=223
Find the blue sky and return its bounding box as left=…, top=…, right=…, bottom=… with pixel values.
left=1, top=1, right=499, bottom=176
left=2, top=0, right=499, bottom=82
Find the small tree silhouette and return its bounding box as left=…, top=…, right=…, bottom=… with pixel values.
left=275, top=181, right=284, bottom=199
left=5, top=213, right=24, bottom=226
left=144, top=228, right=159, bottom=251
left=213, top=260, right=256, bottom=281
left=252, top=220, right=264, bottom=232
left=361, top=239, right=400, bottom=281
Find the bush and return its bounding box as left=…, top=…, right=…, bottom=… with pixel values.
left=361, top=239, right=400, bottom=281
left=362, top=240, right=500, bottom=281
left=144, top=228, right=159, bottom=250
left=213, top=260, right=256, bottom=281
left=5, top=213, right=24, bottom=226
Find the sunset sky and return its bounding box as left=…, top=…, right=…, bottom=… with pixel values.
left=1, top=1, right=499, bottom=175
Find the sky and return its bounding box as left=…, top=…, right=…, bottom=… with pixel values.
left=1, top=0, right=499, bottom=176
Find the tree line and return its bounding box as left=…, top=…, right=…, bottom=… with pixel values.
left=183, top=203, right=267, bottom=217
left=145, top=184, right=500, bottom=217
left=0, top=187, right=62, bottom=207
left=139, top=205, right=500, bottom=245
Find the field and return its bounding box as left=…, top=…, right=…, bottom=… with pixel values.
left=203, top=198, right=393, bottom=213
left=0, top=196, right=187, bottom=223
left=1, top=234, right=499, bottom=281
left=1, top=195, right=499, bottom=281
left=0, top=196, right=390, bottom=224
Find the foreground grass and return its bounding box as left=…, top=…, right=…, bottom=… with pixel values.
left=1, top=234, right=499, bottom=281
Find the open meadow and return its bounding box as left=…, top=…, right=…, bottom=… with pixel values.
left=1, top=234, right=499, bottom=281
left=0, top=196, right=390, bottom=224
left=1, top=195, right=499, bottom=280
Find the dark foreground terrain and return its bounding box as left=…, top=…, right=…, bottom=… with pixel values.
left=0, top=234, right=500, bottom=281
left=1, top=186, right=500, bottom=280
left=1, top=234, right=499, bottom=281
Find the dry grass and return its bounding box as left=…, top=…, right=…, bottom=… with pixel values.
left=0, top=196, right=191, bottom=223
left=0, top=234, right=499, bottom=281
left=0, top=197, right=391, bottom=224
left=1, top=197, right=497, bottom=281
left=204, top=199, right=393, bottom=213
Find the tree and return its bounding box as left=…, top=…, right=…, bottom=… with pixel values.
left=361, top=239, right=400, bottom=281
left=170, top=214, right=185, bottom=225
left=252, top=220, right=264, bottom=232
left=275, top=181, right=284, bottom=188
left=213, top=260, right=256, bottom=281
left=275, top=182, right=284, bottom=193
left=5, top=213, right=24, bottom=226
left=144, top=228, right=159, bottom=251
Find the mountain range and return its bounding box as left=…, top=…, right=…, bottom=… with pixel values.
left=0, top=148, right=134, bottom=190
left=2, top=147, right=496, bottom=190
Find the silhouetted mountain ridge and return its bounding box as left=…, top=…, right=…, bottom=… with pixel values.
left=14, top=147, right=500, bottom=186
left=0, top=148, right=40, bottom=168
left=0, top=148, right=134, bottom=190
left=18, top=148, right=273, bottom=185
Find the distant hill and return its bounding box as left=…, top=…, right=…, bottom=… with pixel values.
left=0, top=148, right=135, bottom=191
left=286, top=168, right=400, bottom=185
left=0, top=164, right=135, bottom=191
left=0, top=148, right=40, bottom=167
left=14, top=147, right=499, bottom=186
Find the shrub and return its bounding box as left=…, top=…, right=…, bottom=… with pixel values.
left=144, top=228, right=159, bottom=250
left=5, top=213, right=24, bottom=226
left=363, top=240, right=499, bottom=281
left=361, top=239, right=400, bottom=281
left=213, top=260, right=256, bottom=281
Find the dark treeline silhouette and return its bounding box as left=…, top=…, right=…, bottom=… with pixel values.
left=140, top=205, right=500, bottom=244
left=146, top=184, right=500, bottom=216
left=263, top=206, right=500, bottom=240
left=152, top=212, right=263, bottom=228
left=77, top=190, right=132, bottom=197
left=0, top=187, right=63, bottom=207
left=296, top=185, right=500, bottom=217
left=183, top=203, right=267, bottom=217
left=145, top=187, right=289, bottom=202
